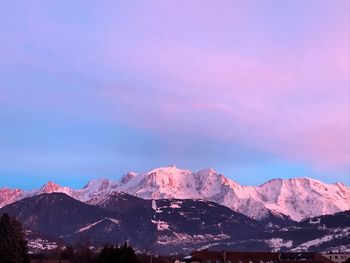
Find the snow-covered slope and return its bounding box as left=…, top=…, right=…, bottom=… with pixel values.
left=256, top=178, right=350, bottom=221
left=0, top=166, right=349, bottom=221
left=110, top=166, right=350, bottom=221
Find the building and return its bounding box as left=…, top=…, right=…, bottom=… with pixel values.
left=322, top=253, right=350, bottom=263
left=183, top=251, right=335, bottom=263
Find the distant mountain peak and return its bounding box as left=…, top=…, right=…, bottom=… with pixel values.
left=120, top=172, right=137, bottom=184
left=41, top=181, right=61, bottom=192
left=147, top=165, right=192, bottom=175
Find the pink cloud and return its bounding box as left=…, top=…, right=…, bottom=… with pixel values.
left=1, top=1, right=348, bottom=173
left=99, top=24, right=349, bottom=172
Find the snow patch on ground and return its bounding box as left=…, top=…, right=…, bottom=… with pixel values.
left=266, top=238, right=293, bottom=251
left=157, top=232, right=230, bottom=245
left=169, top=201, right=182, bottom=209
left=28, top=239, right=58, bottom=253
left=323, top=245, right=350, bottom=253
left=107, top=218, right=120, bottom=224
left=309, top=218, right=321, bottom=224
left=152, top=220, right=170, bottom=231
left=292, top=235, right=334, bottom=251
left=152, top=200, right=157, bottom=210
left=76, top=218, right=120, bottom=233
left=77, top=219, right=105, bottom=232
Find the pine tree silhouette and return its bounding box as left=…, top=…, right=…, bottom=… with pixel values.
left=96, top=242, right=140, bottom=263
left=0, top=213, right=28, bottom=263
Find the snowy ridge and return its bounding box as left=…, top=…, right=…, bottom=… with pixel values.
left=75, top=217, right=120, bottom=234
left=0, top=166, right=349, bottom=221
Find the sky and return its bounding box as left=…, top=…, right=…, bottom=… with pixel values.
left=0, top=0, right=349, bottom=189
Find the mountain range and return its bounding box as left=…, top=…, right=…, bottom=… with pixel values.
left=1, top=166, right=349, bottom=221
left=0, top=192, right=349, bottom=254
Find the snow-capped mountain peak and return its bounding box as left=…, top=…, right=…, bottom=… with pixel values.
left=113, top=167, right=350, bottom=221
left=0, top=166, right=348, bottom=222
left=40, top=181, right=62, bottom=193
left=32, top=181, right=75, bottom=197
left=116, top=166, right=199, bottom=199
left=255, top=177, right=350, bottom=221
left=74, top=178, right=117, bottom=202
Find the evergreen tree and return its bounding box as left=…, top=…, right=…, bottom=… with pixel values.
left=97, top=244, right=117, bottom=263
left=11, top=217, right=28, bottom=262
left=76, top=246, right=93, bottom=263
left=0, top=213, right=28, bottom=263
left=60, top=246, right=75, bottom=260
left=96, top=243, right=140, bottom=263
left=119, top=242, right=140, bottom=263
left=73, top=239, right=93, bottom=263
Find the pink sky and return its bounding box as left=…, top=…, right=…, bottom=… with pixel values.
left=0, top=0, right=349, bottom=188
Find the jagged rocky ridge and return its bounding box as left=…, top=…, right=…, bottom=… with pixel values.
left=0, top=166, right=349, bottom=221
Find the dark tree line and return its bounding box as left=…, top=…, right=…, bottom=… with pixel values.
left=95, top=242, right=140, bottom=263
left=57, top=242, right=140, bottom=263
left=0, top=213, right=28, bottom=263
left=56, top=245, right=94, bottom=263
